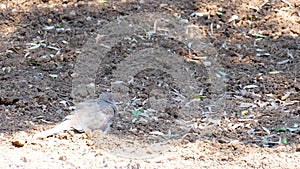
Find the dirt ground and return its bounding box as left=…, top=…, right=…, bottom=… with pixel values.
left=0, top=0, right=299, bottom=168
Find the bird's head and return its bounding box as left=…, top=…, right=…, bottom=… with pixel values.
left=98, top=92, right=118, bottom=114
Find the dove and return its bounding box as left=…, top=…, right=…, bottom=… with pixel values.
left=33, top=92, right=118, bottom=139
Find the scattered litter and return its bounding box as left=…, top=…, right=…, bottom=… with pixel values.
left=240, top=103, right=254, bottom=108
left=47, top=46, right=61, bottom=51
left=252, top=33, right=268, bottom=38
left=256, top=48, right=265, bottom=52
left=276, top=59, right=290, bottom=65
left=86, top=83, right=95, bottom=88
left=26, top=43, right=41, bottom=50
left=281, top=92, right=291, bottom=101
left=24, top=52, right=30, bottom=58
left=270, top=102, right=279, bottom=108
left=228, top=15, right=239, bottom=22
left=70, top=73, right=80, bottom=78
left=27, top=61, right=42, bottom=66
left=11, top=140, right=25, bottom=147
left=241, top=110, right=249, bottom=115
left=43, top=25, right=55, bottom=30
left=243, top=84, right=258, bottom=89
left=274, top=127, right=287, bottom=132
left=269, top=71, right=281, bottom=75
left=218, top=71, right=227, bottom=77
left=133, top=109, right=142, bottom=118
left=49, top=74, right=58, bottom=78
left=190, top=12, right=205, bottom=17
left=286, top=127, right=300, bottom=132
left=203, top=61, right=212, bottom=67
left=146, top=19, right=158, bottom=39
left=281, top=136, right=287, bottom=144
left=261, top=126, right=271, bottom=135
left=193, top=94, right=206, bottom=99
left=59, top=100, right=68, bottom=107
left=62, top=40, right=69, bottom=44
left=100, top=44, right=111, bottom=49
left=149, top=131, right=165, bottom=136
left=86, top=16, right=92, bottom=21
left=256, top=53, right=270, bottom=57
left=216, top=12, right=224, bottom=16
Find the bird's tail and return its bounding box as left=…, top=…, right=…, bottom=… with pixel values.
left=33, top=120, right=73, bottom=139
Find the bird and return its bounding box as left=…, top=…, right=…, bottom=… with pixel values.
left=33, top=92, right=118, bottom=139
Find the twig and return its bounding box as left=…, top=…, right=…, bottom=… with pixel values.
left=260, top=0, right=269, bottom=9
left=281, top=0, right=292, bottom=8
left=146, top=19, right=158, bottom=39
left=210, top=23, right=214, bottom=35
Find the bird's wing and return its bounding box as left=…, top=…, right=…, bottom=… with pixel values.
left=74, top=101, right=115, bottom=131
